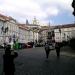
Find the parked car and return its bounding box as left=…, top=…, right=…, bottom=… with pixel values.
left=27, top=42, right=34, bottom=48
left=27, top=44, right=32, bottom=48
left=35, top=43, right=44, bottom=47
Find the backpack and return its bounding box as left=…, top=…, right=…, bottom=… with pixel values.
left=45, top=44, right=50, bottom=50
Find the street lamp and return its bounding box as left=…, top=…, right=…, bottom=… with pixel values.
left=59, top=28, right=61, bottom=42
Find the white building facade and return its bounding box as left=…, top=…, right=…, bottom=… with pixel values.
left=18, top=24, right=34, bottom=43
left=0, top=14, right=19, bottom=45
left=54, top=24, right=75, bottom=42
left=6, top=18, right=19, bottom=44
left=26, top=24, right=40, bottom=42
left=0, top=20, right=5, bottom=45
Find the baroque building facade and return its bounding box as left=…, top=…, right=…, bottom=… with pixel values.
left=0, top=13, right=40, bottom=46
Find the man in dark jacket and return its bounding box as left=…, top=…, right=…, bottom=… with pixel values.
left=3, top=45, right=18, bottom=75
left=55, top=42, right=61, bottom=58
left=44, top=43, right=50, bottom=59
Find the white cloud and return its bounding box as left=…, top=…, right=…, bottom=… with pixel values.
left=0, top=0, right=48, bottom=23
left=58, top=0, right=72, bottom=11
left=46, top=7, right=59, bottom=16
left=0, top=0, right=73, bottom=25
left=33, top=0, right=73, bottom=11
left=49, top=0, right=73, bottom=11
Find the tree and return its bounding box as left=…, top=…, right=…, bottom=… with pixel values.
left=72, top=0, right=75, bottom=16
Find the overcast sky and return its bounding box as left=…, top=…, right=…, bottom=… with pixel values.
left=0, top=0, right=74, bottom=26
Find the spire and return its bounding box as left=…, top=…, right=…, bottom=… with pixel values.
left=26, top=19, right=29, bottom=25
left=48, top=21, right=51, bottom=31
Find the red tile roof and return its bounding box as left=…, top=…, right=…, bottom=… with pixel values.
left=0, top=13, right=16, bottom=21
left=18, top=24, right=29, bottom=30
left=54, top=24, right=75, bottom=29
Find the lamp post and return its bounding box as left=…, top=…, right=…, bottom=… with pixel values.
left=1, top=21, right=8, bottom=48
left=32, top=27, right=35, bottom=43
left=59, top=28, right=61, bottom=42
left=13, top=34, right=16, bottom=43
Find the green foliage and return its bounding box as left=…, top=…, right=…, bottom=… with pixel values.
left=72, top=0, right=75, bottom=16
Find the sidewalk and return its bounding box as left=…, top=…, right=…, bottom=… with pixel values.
left=56, top=46, right=75, bottom=58
left=61, top=46, right=75, bottom=53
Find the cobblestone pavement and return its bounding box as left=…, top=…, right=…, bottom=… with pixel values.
left=0, top=47, right=75, bottom=75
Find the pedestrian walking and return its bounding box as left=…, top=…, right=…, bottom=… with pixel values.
left=44, top=43, right=50, bottom=59
left=3, top=45, right=18, bottom=75
left=55, top=42, right=60, bottom=58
